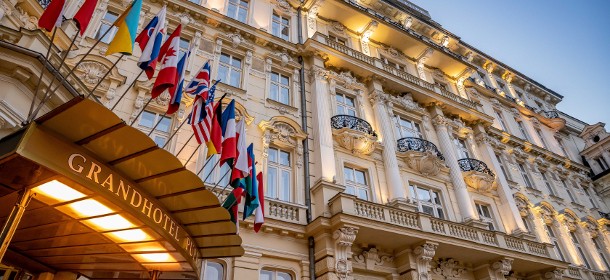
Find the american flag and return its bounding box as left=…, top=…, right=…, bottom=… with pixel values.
left=185, top=61, right=210, bottom=98
left=190, top=81, right=219, bottom=145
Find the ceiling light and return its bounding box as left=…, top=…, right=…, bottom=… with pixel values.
left=132, top=253, right=175, bottom=263
left=106, top=229, right=152, bottom=242
left=83, top=214, right=134, bottom=231
left=66, top=199, right=114, bottom=217
left=120, top=242, right=166, bottom=252
left=32, top=180, right=85, bottom=203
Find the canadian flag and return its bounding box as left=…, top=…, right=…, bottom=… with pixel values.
left=151, top=24, right=181, bottom=99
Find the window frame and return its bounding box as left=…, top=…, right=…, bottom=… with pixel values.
left=343, top=166, right=370, bottom=201
left=395, top=116, right=423, bottom=139
left=260, top=268, right=293, bottom=280
left=217, top=52, right=243, bottom=88
left=495, top=153, right=511, bottom=181
left=137, top=110, right=172, bottom=148
left=516, top=120, right=531, bottom=141
left=201, top=260, right=225, bottom=280
left=517, top=163, right=534, bottom=189
left=544, top=224, right=566, bottom=261
left=454, top=137, right=470, bottom=160
left=96, top=11, right=119, bottom=44
left=540, top=172, right=556, bottom=196
left=269, top=71, right=291, bottom=105
left=271, top=12, right=290, bottom=41
left=535, top=128, right=548, bottom=148
left=266, top=147, right=293, bottom=202
left=201, top=154, right=232, bottom=187
left=227, top=0, right=249, bottom=23
left=494, top=109, right=509, bottom=131
left=409, top=184, right=445, bottom=219
left=570, top=231, right=592, bottom=269
left=475, top=202, right=497, bottom=231
left=335, top=92, right=357, bottom=117
left=593, top=236, right=610, bottom=270
left=328, top=34, right=348, bottom=46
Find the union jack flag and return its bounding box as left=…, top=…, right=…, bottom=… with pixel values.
left=185, top=61, right=210, bottom=98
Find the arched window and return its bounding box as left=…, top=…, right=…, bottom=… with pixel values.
left=260, top=269, right=292, bottom=280
left=202, top=261, right=225, bottom=280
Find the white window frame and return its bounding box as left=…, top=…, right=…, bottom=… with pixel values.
left=328, top=34, right=348, bottom=46
left=560, top=180, right=576, bottom=203
left=409, top=184, right=444, bottom=219
left=541, top=172, right=556, bottom=196
left=260, top=269, right=293, bottom=280
left=269, top=71, right=291, bottom=105
left=518, top=163, right=534, bottom=189
left=201, top=260, right=225, bottom=280
left=596, top=157, right=610, bottom=170
left=570, top=231, right=592, bottom=269
left=343, top=166, right=370, bottom=201
left=535, top=128, right=548, bottom=148
left=516, top=120, right=531, bottom=141
left=494, top=109, right=508, bottom=131
left=395, top=117, right=423, bottom=139
left=227, top=0, right=249, bottom=23
left=583, top=187, right=597, bottom=208
left=545, top=224, right=566, bottom=261
left=179, top=38, right=191, bottom=55
left=555, top=137, right=569, bottom=157
left=217, top=52, right=243, bottom=88
left=475, top=203, right=496, bottom=231
left=266, top=147, right=292, bottom=202
left=496, top=153, right=511, bottom=180
left=335, top=93, right=357, bottom=116
left=593, top=236, right=610, bottom=270
left=96, top=11, right=119, bottom=44
left=137, top=111, right=172, bottom=148
left=271, top=12, right=290, bottom=41
left=454, top=137, right=470, bottom=159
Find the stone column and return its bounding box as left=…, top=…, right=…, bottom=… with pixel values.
left=429, top=108, right=477, bottom=222
left=309, top=63, right=337, bottom=183
left=474, top=125, right=528, bottom=234
left=413, top=242, right=438, bottom=280
left=368, top=84, right=407, bottom=204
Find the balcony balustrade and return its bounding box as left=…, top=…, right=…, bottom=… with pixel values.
left=396, top=137, right=446, bottom=176
left=38, top=0, right=50, bottom=8
left=457, top=158, right=497, bottom=192
left=541, top=110, right=560, bottom=119
left=457, top=158, right=495, bottom=177
left=396, top=137, right=444, bottom=160
left=331, top=115, right=378, bottom=155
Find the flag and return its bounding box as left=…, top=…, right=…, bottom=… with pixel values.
left=72, top=0, right=98, bottom=35
left=185, top=61, right=210, bottom=98
left=166, top=52, right=187, bottom=114
left=219, top=100, right=236, bottom=165
left=206, top=92, right=225, bottom=157
left=222, top=185, right=244, bottom=225
left=243, top=145, right=259, bottom=220
left=231, top=120, right=248, bottom=181
left=253, top=171, right=265, bottom=232
left=38, top=0, right=66, bottom=32
left=136, top=6, right=166, bottom=79
left=189, top=95, right=205, bottom=144
left=105, top=0, right=143, bottom=55
left=151, top=25, right=181, bottom=99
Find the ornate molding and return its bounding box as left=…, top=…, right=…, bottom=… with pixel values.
left=259, top=116, right=307, bottom=158
left=544, top=270, right=564, bottom=280
left=413, top=242, right=437, bottom=280
left=333, top=226, right=358, bottom=280
left=432, top=258, right=466, bottom=279
left=491, top=258, right=513, bottom=279
left=431, top=115, right=449, bottom=128
left=353, top=247, right=393, bottom=270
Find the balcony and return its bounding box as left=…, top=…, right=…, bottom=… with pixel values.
left=331, top=115, right=378, bottom=155
left=397, top=137, right=446, bottom=176
left=457, top=158, right=497, bottom=192
left=326, top=193, right=565, bottom=274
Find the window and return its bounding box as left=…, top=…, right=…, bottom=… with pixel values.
left=494, top=110, right=508, bottom=131
left=380, top=55, right=405, bottom=71
left=343, top=167, right=369, bottom=200
left=395, top=117, right=422, bottom=139
left=521, top=216, right=531, bottom=232
left=570, top=231, right=591, bottom=268
left=227, top=0, right=248, bottom=23
left=179, top=38, right=190, bottom=55
left=518, top=163, right=534, bottom=189
left=267, top=147, right=292, bottom=201
left=555, top=137, right=569, bottom=157
left=535, top=128, right=548, bottom=148
left=138, top=111, right=171, bottom=147
left=434, top=80, right=449, bottom=91
left=409, top=185, right=444, bottom=219
left=476, top=70, right=488, bottom=84
left=583, top=187, right=597, bottom=208
left=593, top=237, right=610, bottom=270
left=201, top=154, right=231, bottom=187
left=260, top=269, right=292, bottom=280
left=272, top=13, right=290, bottom=40
left=328, top=35, right=347, bottom=46
left=270, top=72, right=290, bottom=105
left=496, top=80, right=506, bottom=90
left=454, top=138, right=470, bottom=159
left=496, top=153, right=511, bottom=180
left=202, top=261, right=224, bottom=280
left=218, top=53, right=242, bottom=88
left=516, top=121, right=530, bottom=141
left=336, top=93, right=356, bottom=116
left=541, top=172, right=555, bottom=196
left=596, top=157, right=610, bottom=170
left=545, top=225, right=566, bottom=261
left=561, top=180, right=576, bottom=203
left=96, top=11, right=119, bottom=44
left=475, top=203, right=496, bottom=230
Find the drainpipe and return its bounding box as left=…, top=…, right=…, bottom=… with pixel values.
left=297, top=4, right=316, bottom=280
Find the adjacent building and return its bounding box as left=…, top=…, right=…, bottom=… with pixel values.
left=0, top=0, right=609, bottom=279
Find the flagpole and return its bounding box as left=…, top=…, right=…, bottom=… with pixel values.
left=28, top=29, right=79, bottom=122
left=146, top=111, right=168, bottom=137
left=111, top=69, right=144, bottom=111
left=27, top=28, right=57, bottom=122
left=85, top=54, right=125, bottom=99
left=214, top=169, right=232, bottom=196
left=129, top=98, right=153, bottom=126
left=174, top=133, right=194, bottom=157
left=199, top=159, right=220, bottom=184
left=160, top=115, right=189, bottom=147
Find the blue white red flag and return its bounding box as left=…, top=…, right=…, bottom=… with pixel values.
left=185, top=61, right=210, bottom=98
left=151, top=24, right=181, bottom=99
left=166, top=51, right=188, bottom=114
left=136, top=6, right=166, bottom=80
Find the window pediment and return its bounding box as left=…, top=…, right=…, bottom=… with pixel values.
left=259, top=116, right=307, bottom=149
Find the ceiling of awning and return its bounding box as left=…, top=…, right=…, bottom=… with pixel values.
left=0, top=97, right=243, bottom=279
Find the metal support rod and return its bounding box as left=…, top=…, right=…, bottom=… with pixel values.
left=147, top=112, right=168, bottom=137
left=149, top=270, right=161, bottom=280
left=129, top=98, right=153, bottom=126
left=111, top=70, right=144, bottom=111
left=85, top=54, right=125, bottom=98
left=174, top=133, right=195, bottom=157
left=0, top=189, right=35, bottom=262
left=199, top=159, right=220, bottom=184
left=160, top=116, right=189, bottom=148
left=184, top=145, right=199, bottom=166
left=27, top=28, right=57, bottom=121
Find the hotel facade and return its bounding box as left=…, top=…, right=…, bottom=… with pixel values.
left=0, top=0, right=609, bottom=280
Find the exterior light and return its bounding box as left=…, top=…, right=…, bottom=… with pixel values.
left=83, top=214, right=134, bottom=231
left=65, top=199, right=114, bottom=217
left=132, top=253, right=175, bottom=263
left=120, top=242, right=166, bottom=252
left=32, top=180, right=85, bottom=203
left=106, top=229, right=152, bottom=242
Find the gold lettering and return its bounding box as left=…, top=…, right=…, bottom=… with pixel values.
left=130, top=189, right=142, bottom=207
left=169, top=221, right=179, bottom=241
left=116, top=181, right=130, bottom=200
left=152, top=208, right=163, bottom=224
left=100, top=174, right=114, bottom=192
left=174, top=225, right=180, bottom=241
left=163, top=214, right=171, bottom=230
left=86, top=161, right=102, bottom=183
left=68, top=153, right=85, bottom=173
left=141, top=198, right=153, bottom=217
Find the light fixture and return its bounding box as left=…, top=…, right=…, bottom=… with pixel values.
left=120, top=242, right=166, bottom=252
left=105, top=229, right=152, bottom=242
left=63, top=199, right=114, bottom=217
left=132, top=253, right=175, bottom=263
left=83, top=214, right=134, bottom=231
left=32, top=180, right=85, bottom=203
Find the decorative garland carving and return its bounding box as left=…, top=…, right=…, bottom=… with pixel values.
left=413, top=243, right=437, bottom=280
left=432, top=258, right=466, bottom=279
left=333, top=226, right=358, bottom=280
left=353, top=247, right=394, bottom=270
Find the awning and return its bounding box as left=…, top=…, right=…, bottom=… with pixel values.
left=0, top=97, right=243, bottom=279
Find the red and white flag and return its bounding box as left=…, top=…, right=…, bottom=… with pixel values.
left=253, top=171, right=265, bottom=232
left=72, top=0, right=99, bottom=35
left=38, top=0, right=66, bottom=32
left=151, top=24, right=181, bottom=99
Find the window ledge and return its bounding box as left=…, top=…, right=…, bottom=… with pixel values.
left=265, top=98, right=299, bottom=117
left=215, top=81, right=247, bottom=98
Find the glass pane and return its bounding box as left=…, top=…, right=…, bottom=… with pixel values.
left=354, top=170, right=366, bottom=184
left=336, top=94, right=344, bottom=103
left=237, top=8, right=247, bottom=22
left=204, top=262, right=224, bottom=280
left=217, top=65, right=229, bottom=83
left=203, top=156, right=218, bottom=183
left=272, top=22, right=279, bottom=36
left=270, top=84, right=279, bottom=101
left=227, top=4, right=237, bottom=18
left=280, top=170, right=290, bottom=201
left=409, top=185, right=416, bottom=199
left=232, top=57, right=242, bottom=68
left=267, top=167, right=277, bottom=197
left=260, top=270, right=273, bottom=280
left=154, top=136, right=166, bottom=147
left=280, top=151, right=290, bottom=166
left=280, top=75, right=289, bottom=85
left=358, top=188, right=368, bottom=200
left=436, top=208, right=444, bottom=219
left=219, top=163, right=231, bottom=185
left=344, top=96, right=354, bottom=107
left=432, top=191, right=441, bottom=205
left=281, top=26, right=289, bottom=40
left=422, top=205, right=434, bottom=216
left=230, top=70, right=241, bottom=87
left=417, top=187, right=431, bottom=202
left=220, top=53, right=231, bottom=64
left=347, top=109, right=356, bottom=116
left=345, top=185, right=355, bottom=195
left=271, top=72, right=279, bottom=82
left=277, top=272, right=292, bottom=280
left=268, top=148, right=278, bottom=163
left=337, top=106, right=345, bottom=115
left=344, top=167, right=354, bottom=182
left=281, top=17, right=289, bottom=25
left=139, top=111, right=155, bottom=128
left=280, top=88, right=290, bottom=104
left=157, top=117, right=171, bottom=132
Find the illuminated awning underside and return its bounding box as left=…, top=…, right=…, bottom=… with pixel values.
left=0, top=97, right=243, bottom=279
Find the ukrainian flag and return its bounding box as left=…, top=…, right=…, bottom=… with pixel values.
left=105, top=0, right=143, bottom=55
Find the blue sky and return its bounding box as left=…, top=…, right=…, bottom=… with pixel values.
left=409, top=0, right=610, bottom=127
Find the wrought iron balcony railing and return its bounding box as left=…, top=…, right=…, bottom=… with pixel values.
left=396, top=137, right=444, bottom=161
left=331, top=115, right=377, bottom=137
left=38, top=0, right=51, bottom=8
left=541, top=110, right=560, bottom=119
left=457, top=158, right=495, bottom=177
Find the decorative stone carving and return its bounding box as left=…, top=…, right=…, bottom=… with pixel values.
left=416, top=48, right=434, bottom=79
left=538, top=205, right=554, bottom=225
left=413, top=243, right=437, bottom=280
left=514, top=196, right=529, bottom=217
left=332, top=126, right=377, bottom=155
left=544, top=270, right=564, bottom=280
left=403, top=16, right=413, bottom=29
left=332, top=21, right=345, bottom=32
left=77, top=61, right=108, bottom=85
left=273, top=0, right=293, bottom=15
left=431, top=115, right=449, bottom=128
left=259, top=116, right=307, bottom=158
left=333, top=226, right=358, bottom=280
left=156, top=91, right=170, bottom=106
left=402, top=152, right=446, bottom=177
left=272, top=51, right=292, bottom=66
left=16, top=6, right=37, bottom=30
left=432, top=258, right=465, bottom=279
left=307, top=0, right=324, bottom=33
left=491, top=258, right=513, bottom=279
left=440, top=35, right=450, bottom=47
left=391, top=93, right=426, bottom=115
left=463, top=170, right=497, bottom=193
left=353, top=247, right=393, bottom=270
left=178, top=11, right=194, bottom=25
left=226, top=33, right=244, bottom=48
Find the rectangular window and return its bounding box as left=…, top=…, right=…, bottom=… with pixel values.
left=555, top=137, right=569, bottom=157
left=571, top=232, right=591, bottom=269
left=535, top=128, right=548, bottom=148
left=496, top=153, right=511, bottom=180
left=201, top=154, right=231, bottom=187
left=267, top=147, right=292, bottom=202
left=395, top=117, right=422, bottom=139
left=561, top=180, right=576, bottom=202
left=597, top=157, right=610, bottom=170
left=344, top=166, right=369, bottom=200
left=329, top=35, right=347, bottom=46
left=475, top=203, right=496, bottom=231
left=336, top=93, right=356, bottom=116
left=227, top=0, right=249, bottom=23
left=179, top=38, right=190, bottom=55
left=270, top=72, right=290, bottom=105
left=521, top=216, right=530, bottom=232
left=138, top=111, right=171, bottom=147
left=494, top=110, right=508, bottom=131
left=96, top=11, right=119, bottom=44
left=545, top=225, right=566, bottom=261
left=593, top=237, right=610, bottom=270
left=203, top=261, right=224, bottom=280
left=380, top=55, right=405, bottom=71
left=518, top=163, right=534, bottom=189
left=541, top=172, right=555, bottom=196
left=271, top=13, right=290, bottom=40
left=409, top=185, right=444, bottom=219
left=583, top=187, right=597, bottom=208
left=217, top=53, right=242, bottom=88
left=454, top=138, right=470, bottom=159
left=496, top=80, right=506, bottom=90
left=516, top=121, right=530, bottom=141
left=260, top=269, right=292, bottom=280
